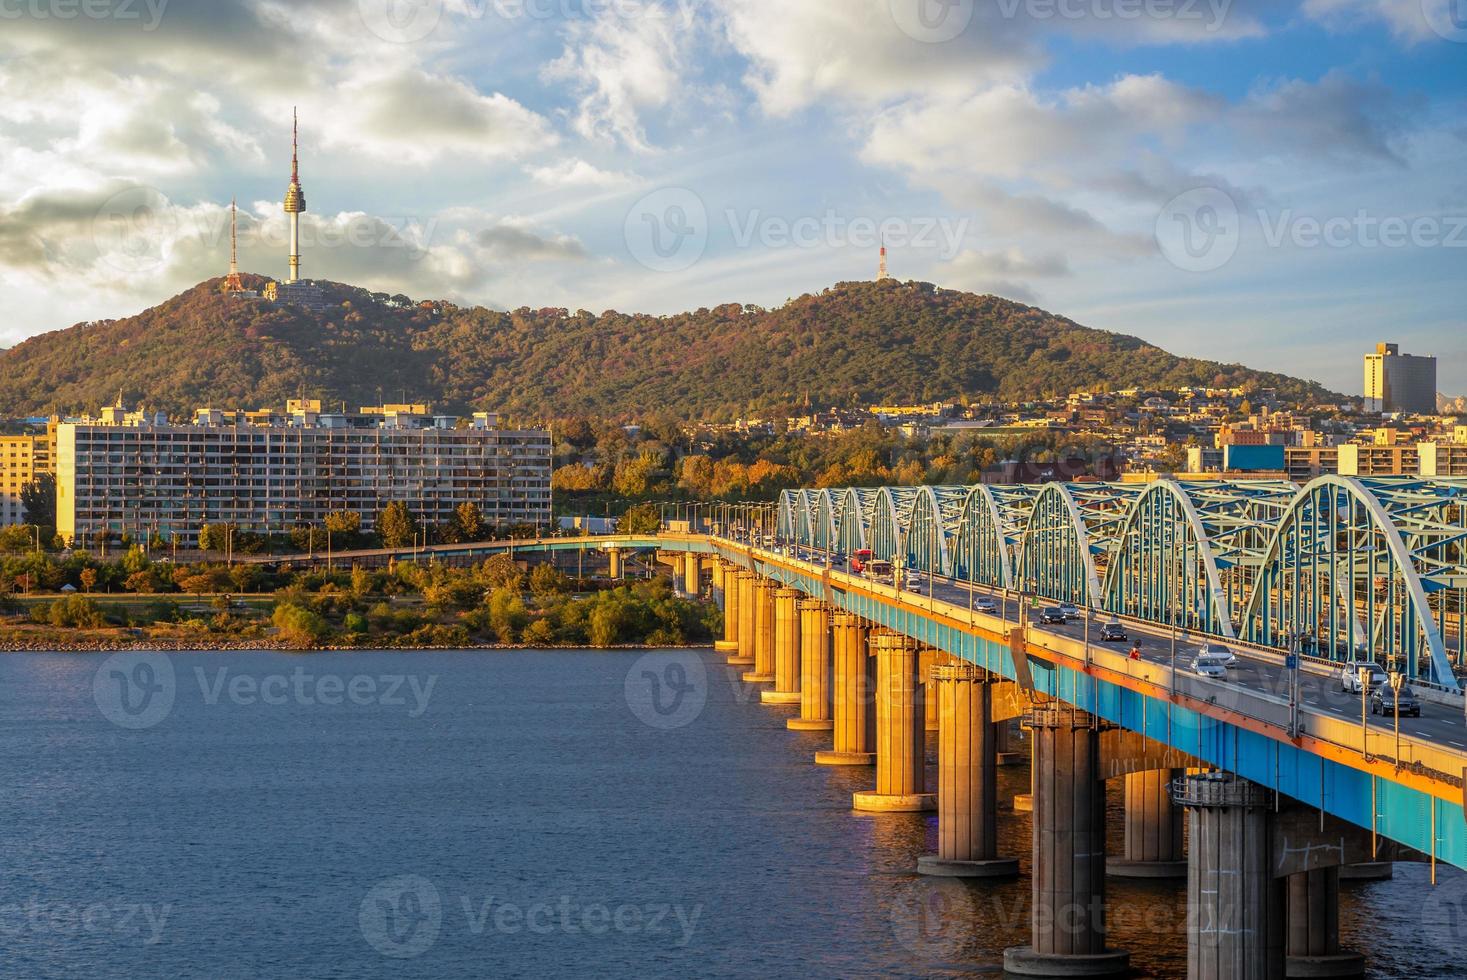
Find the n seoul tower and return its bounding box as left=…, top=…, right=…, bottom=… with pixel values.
left=283, top=108, right=307, bottom=283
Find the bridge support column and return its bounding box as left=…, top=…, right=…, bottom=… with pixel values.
left=1013, top=734, right=1035, bottom=812
left=730, top=570, right=757, bottom=666
left=789, top=600, right=833, bottom=730
left=853, top=630, right=934, bottom=812
left=816, top=613, right=875, bottom=765
left=1109, top=769, right=1186, bottom=879
left=1004, top=705, right=1129, bottom=978
left=1285, top=868, right=1363, bottom=978
left=682, top=553, right=701, bottom=597
left=607, top=548, right=623, bottom=580
left=1175, top=773, right=1285, bottom=980
left=919, top=646, right=945, bottom=732
left=741, top=576, right=776, bottom=684
left=919, top=664, right=1018, bottom=878
left=762, top=588, right=802, bottom=704
left=713, top=562, right=741, bottom=658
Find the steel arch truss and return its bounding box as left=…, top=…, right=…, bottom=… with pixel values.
left=777, top=490, right=801, bottom=544
left=834, top=488, right=880, bottom=557
left=1102, top=480, right=1295, bottom=637
left=904, top=486, right=968, bottom=576
left=1240, top=476, right=1464, bottom=686
left=952, top=485, right=1038, bottom=589
left=1017, top=484, right=1140, bottom=607
left=870, top=487, right=918, bottom=565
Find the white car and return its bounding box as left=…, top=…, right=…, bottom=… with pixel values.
left=1339, top=660, right=1388, bottom=694
left=1191, top=654, right=1229, bottom=679
left=974, top=596, right=998, bottom=614
left=1195, top=642, right=1237, bottom=668
left=1058, top=602, right=1080, bottom=620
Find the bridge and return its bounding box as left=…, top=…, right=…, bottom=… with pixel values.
left=249, top=476, right=1467, bottom=977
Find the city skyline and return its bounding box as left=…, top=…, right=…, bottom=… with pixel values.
left=0, top=0, right=1462, bottom=396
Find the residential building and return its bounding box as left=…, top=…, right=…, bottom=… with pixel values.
left=1, top=431, right=53, bottom=526
left=56, top=404, right=551, bottom=546
left=1363, top=342, right=1436, bottom=414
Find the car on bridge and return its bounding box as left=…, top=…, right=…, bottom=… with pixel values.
left=1058, top=602, right=1080, bottom=620
left=1099, top=621, right=1128, bottom=642
left=1039, top=606, right=1067, bottom=625
left=1370, top=683, right=1422, bottom=717
left=974, top=596, right=998, bottom=614
left=1190, top=653, right=1229, bottom=679
left=1338, top=660, right=1389, bottom=694
left=850, top=549, right=875, bottom=573
left=1194, top=642, right=1238, bottom=669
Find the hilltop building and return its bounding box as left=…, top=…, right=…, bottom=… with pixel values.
left=1364, top=342, right=1436, bottom=414
left=55, top=401, right=552, bottom=547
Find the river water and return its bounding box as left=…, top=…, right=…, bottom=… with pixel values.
left=0, top=648, right=1461, bottom=978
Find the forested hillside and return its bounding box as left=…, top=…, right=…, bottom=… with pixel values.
left=0, top=276, right=1334, bottom=420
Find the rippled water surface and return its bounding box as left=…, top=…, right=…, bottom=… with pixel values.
left=0, top=649, right=1460, bottom=978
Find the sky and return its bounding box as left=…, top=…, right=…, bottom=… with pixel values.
left=0, top=0, right=1463, bottom=396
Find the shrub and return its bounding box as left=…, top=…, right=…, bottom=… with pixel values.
left=271, top=602, right=330, bottom=648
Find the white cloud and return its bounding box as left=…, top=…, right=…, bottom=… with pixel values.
left=526, top=158, right=636, bottom=188
left=544, top=11, right=689, bottom=150
left=1302, top=0, right=1449, bottom=41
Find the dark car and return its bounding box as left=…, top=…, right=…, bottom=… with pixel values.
left=1039, top=606, right=1067, bottom=625
left=1370, top=684, right=1421, bottom=717
left=1099, top=622, right=1128, bottom=642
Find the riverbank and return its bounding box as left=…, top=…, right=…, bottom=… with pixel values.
left=0, top=630, right=718, bottom=653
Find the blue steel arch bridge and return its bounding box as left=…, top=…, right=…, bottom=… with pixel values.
left=779, top=476, right=1467, bottom=691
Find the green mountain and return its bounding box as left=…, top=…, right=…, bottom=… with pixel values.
left=0, top=276, right=1335, bottom=421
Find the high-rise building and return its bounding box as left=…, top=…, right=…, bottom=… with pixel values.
left=55, top=404, right=551, bottom=547
left=1363, top=342, right=1436, bottom=414
left=0, top=431, right=53, bottom=527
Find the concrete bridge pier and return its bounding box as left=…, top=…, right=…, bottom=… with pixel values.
left=682, top=553, right=701, bottom=597
left=729, top=570, right=757, bottom=666
left=1108, top=769, right=1187, bottom=879
left=815, top=613, right=875, bottom=765
left=918, top=664, right=1018, bottom=878
left=919, top=646, right=944, bottom=732
left=741, top=576, right=776, bottom=684
left=1004, top=705, right=1129, bottom=978
left=852, top=630, right=934, bottom=812
left=761, top=588, right=803, bottom=704
left=1174, top=773, right=1286, bottom=980
left=788, top=600, right=833, bottom=731
left=713, top=562, right=743, bottom=660
left=607, top=548, right=624, bottom=580
left=1285, top=868, right=1364, bottom=978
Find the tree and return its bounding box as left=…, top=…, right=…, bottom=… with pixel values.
left=620, top=503, right=660, bottom=534
left=325, top=510, right=361, bottom=534
left=529, top=563, right=569, bottom=597
left=20, top=473, right=55, bottom=529
left=198, top=523, right=219, bottom=552
left=272, top=602, right=329, bottom=648
left=454, top=501, right=484, bottom=541
left=377, top=501, right=416, bottom=548
left=79, top=568, right=98, bottom=593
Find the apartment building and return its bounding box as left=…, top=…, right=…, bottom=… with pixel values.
left=55, top=404, right=551, bottom=546
left=0, top=431, right=53, bottom=526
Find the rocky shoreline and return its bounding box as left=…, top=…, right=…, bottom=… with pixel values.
left=0, top=638, right=715, bottom=653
